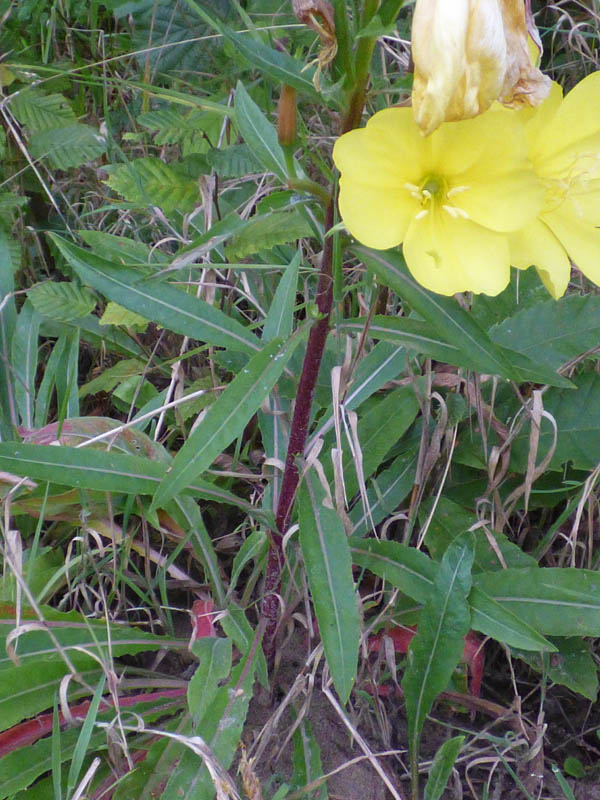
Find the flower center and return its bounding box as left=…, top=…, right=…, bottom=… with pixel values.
left=404, top=176, right=470, bottom=221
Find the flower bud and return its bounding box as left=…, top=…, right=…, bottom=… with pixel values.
left=411, top=0, right=551, bottom=135
left=277, top=84, right=297, bottom=147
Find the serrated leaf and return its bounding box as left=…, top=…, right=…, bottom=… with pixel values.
left=79, top=358, right=147, bottom=398
left=103, top=157, right=200, bottom=213
left=29, top=123, right=107, bottom=169
left=299, top=468, right=359, bottom=703
left=137, top=108, right=223, bottom=156
left=28, top=282, right=96, bottom=322
left=402, top=537, right=473, bottom=777
left=99, top=301, right=149, bottom=331
left=490, top=294, right=600, bottom=370
left=10, top=90, right=75, bottom=133
left=152, top=334, right=302, bottom=510
left=206, top=144, right=260, bottom=178
left=49, top=234, right=259, bottom=354
left=226, top=211, right=311, bottom=262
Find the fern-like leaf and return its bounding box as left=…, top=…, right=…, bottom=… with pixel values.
left=103, top=157, right=201, bottom=213
left=29, top=124, right=107, bottom=169
left=28, top=282, right=97, bottom=322
left=225, top=211, right=313, bottom=261
left=10, top=90, right=76, bottom=133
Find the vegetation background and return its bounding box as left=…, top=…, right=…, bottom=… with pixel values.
left=1, top=1, right=600, bottom=798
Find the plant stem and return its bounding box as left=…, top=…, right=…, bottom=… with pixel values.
left=262, top=15, right=381, bottom=664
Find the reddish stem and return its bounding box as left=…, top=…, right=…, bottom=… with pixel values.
left=262, top=201, right=335, bottom=659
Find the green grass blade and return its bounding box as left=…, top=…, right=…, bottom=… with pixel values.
left=234, top=81, right=287, bottom=181
left=65, top=674, right=106, bottom=800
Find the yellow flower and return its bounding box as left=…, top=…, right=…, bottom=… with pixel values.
left=332, top=105, right=544, bottom=296
left=508, top=71, right=600, bottom=298
left=412, top=0, right=551, bottom=135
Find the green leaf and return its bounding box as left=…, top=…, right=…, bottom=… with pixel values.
left=0, top=602, right=183, bottom=733
left=350, top=539, right=554, bottom=651
left=263, top=251, right=301, bottom=342
left=49, top=234, right=259, bottom=354
left=78, top=358, right=147, bottom=398
left=152, top=335, right=302, bottom=510
left=340, top=316, right=464, bottom=365
left=228, top=530, right=268, bottom=594
left=424, top=735, right=465, bottom=800
left=511, top=372, right=600, bottom=471
left=98, top=301, right=149, bottom=331
left=299, top=468, right=359, bottom=703
left=338, top=385, right=419, bottom=501
left=29, top=123, right=107, bottom=170
left=489, top=294, right=600, bottom=370
left=66, top=674, right=106, bottom=800
left=349, top=451, right=418, bottom=537
left=103, top=157, right=201, bottom=213
left=356, top=246, right=571, bottom=387
left=187, top=1, right=320, bottom=99
left=206, top=144, right=260, bottom=178
left=10, top=90, right=75, bottom=133
left=513, top=636, right=598, bottom=700
left=474, top=567, right=600, bottom=637
left=469, top=587, right=555, bottom=652
left=402, top=537, right=473, bottom=775
left=421, top=497, right=537, bottom=571
left=12, top=300, right=40, bottom=429
left=291, top=718, right=327, bottom=800
left=188, top=637, right=232, bottom=725
left=234, top=81, right=287, bottom=181
left=0, top=441, right=267, bottom=523
left=28, top=282, right=97, bottom=322
left=225, top=211, right=313, bottom=262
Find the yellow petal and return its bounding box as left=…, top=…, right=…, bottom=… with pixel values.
left=428, top=106, right=527, bottom=177
left=532, top=71, right=600, bottom=167
left=543, top=206, right=600, bottom=287
left=403, top=211, right=510, bottom=295
left=456, top=169, right=544, bottom=231
left=508, top=219, right=571, bottom=298
left=337, top=176, right=416, bottom=249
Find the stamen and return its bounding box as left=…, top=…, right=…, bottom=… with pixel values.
left=443, top=204, right=470, bottom=219
left=414, top=209, right=429, bottom=220
left=447, top=185, right=469, bottom=197
left=404, top=182, right=420, bottom=192
left=410, top=191, right=421, bottom=200
left=422, top=189, right=433, bottom=200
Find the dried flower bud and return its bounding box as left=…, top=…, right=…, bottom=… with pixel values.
left=411, top=0, right=551, bottom=135
left=277, top=84, right=297, bottom=146
left=292, top=0, right=337, bottom=90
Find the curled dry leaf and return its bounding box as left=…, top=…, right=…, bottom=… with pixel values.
left=292, top=0, right=337, bottom=89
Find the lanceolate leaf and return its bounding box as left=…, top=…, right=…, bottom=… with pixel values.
left=300, top=469, right=359, bottom=703
left=263, top=251, right=301, bottom=341
left=49, top=234, right=259, bottom=353
left=356, top=246, right=571, bottom=387
left=235, top=81, right=288, bottom=181
left=402, top=537, right=473, bottom=772
left=350, top=539, right=555, bottom=651
left=11, top=300, right=40, bottom=429
left=489, top=294, right=600, bottom=370
left=474, top=567, right=600, bottom=637
left=152, top=334, right=303, bottom=511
